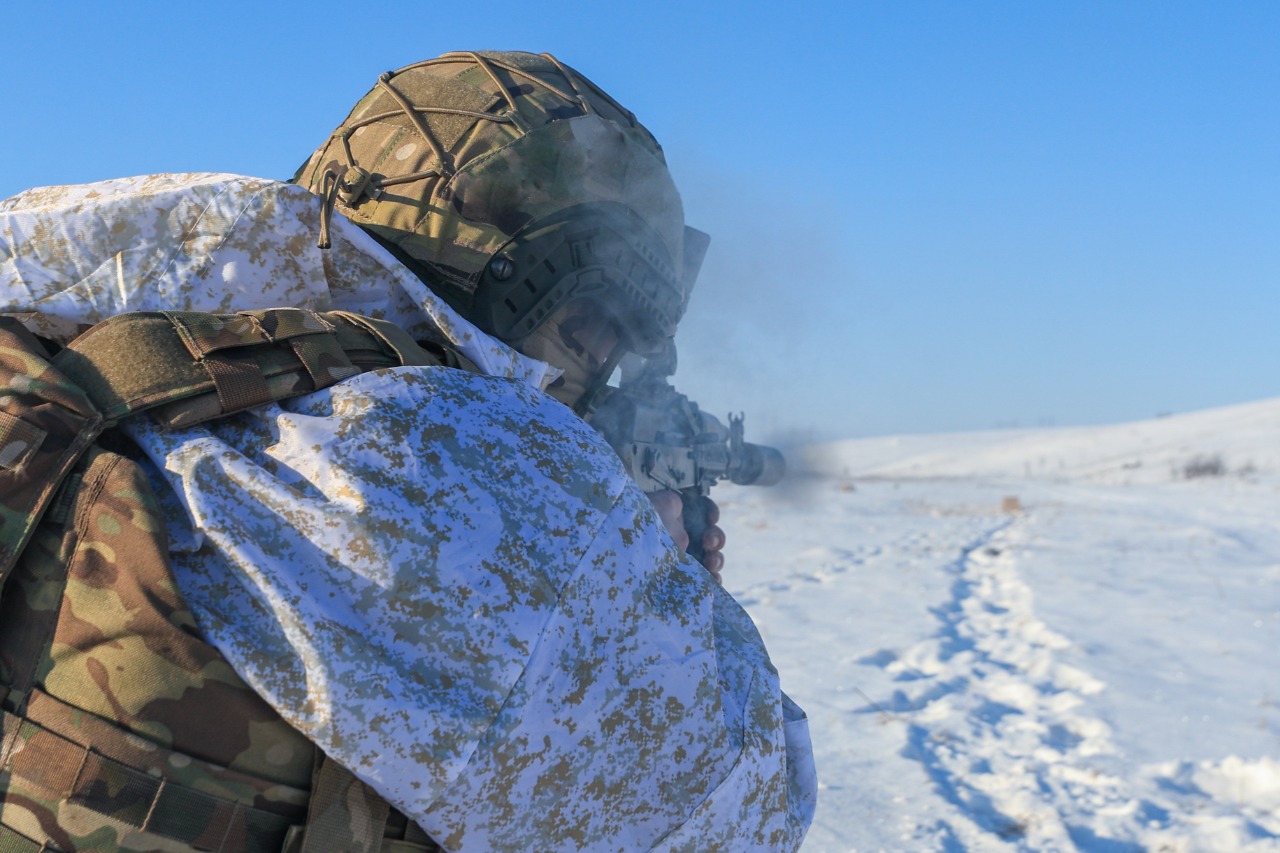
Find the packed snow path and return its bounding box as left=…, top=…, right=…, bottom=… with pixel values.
left=720, top=401, right=1280, bottom=852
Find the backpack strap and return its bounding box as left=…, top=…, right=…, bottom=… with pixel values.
left=1, top=307, right=450, bottom=592
left=0, top=317, right=103, bottom=590
left=53, top=308, right=444, bottom=430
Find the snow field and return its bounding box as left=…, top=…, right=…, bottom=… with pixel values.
left=720, top=398, right=1280, bottom=851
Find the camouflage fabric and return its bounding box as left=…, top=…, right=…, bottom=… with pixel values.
left=292, top=52, right=686, bottom=310
left=0, top=305, right=448, bottom=852
left=0, top=317, right=102, bottom=585
left=2, top=293, right=318, bottom=853
left=0, top=445, right=314, bottom=852
left=119, top=367, right=815, bottom=851
left=0, top=173, right=817, bottom=850
left=53, top=307, right=438, bottom=429
left=279, top=758, right=445, bottom=850
left=0, top=173, right=554, bottom=390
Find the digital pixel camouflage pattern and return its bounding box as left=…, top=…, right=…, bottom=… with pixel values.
left=124, top=367, right=814, bottom=850
left=0, top=174, right=816, bottom=851
left=0, top=173, right=552, bottom=390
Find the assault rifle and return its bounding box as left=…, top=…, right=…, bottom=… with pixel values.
left=588, top=342, right=785, bottom=564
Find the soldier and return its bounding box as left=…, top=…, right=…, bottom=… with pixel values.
left=291, top=52, right=731, bottom=580
left=0, top=52, right=814, bottom=851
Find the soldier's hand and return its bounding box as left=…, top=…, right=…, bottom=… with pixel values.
left=647, top=491, right=726, bottom=584
left=699, top=496, right=726, bottom=582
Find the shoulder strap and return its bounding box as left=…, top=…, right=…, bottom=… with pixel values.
left=3, top=309, right=453, bottom=847
left=0, top=317, right=103, bottom=589
left=1, top=307, right=454, bottom=593
left=54, top=308, right=446, bottom=430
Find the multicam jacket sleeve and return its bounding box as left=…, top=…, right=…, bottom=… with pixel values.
left=122, top=368, right=815, bottom=850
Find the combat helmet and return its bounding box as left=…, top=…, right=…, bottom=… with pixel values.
left=294, top=52, right=706, bottom=384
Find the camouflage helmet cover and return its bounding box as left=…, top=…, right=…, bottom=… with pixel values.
left=294, top=51, right=691, bottom=348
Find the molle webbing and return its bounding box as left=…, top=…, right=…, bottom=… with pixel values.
left=53, top=308, right=443, bottom=430
left=1, top=689, right=307, bottom=853
left=287, top=758, right=389, bottom=853
left=281, top=754, right=441, bottom=853
left=2, top=308, right=441, bottom=588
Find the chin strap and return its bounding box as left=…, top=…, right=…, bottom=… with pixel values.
left=573, top=347, right=625, bottom=417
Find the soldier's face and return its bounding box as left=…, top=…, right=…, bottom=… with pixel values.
left=555, top=299, right=621, bottom=368
left=521, top=298, right=623, bottom=411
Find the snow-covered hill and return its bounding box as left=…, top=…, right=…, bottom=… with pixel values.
left=720, top=397, right=1280, bottom=852
left=795, top=397, right=1280, bottom=486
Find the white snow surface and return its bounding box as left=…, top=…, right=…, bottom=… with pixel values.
left=720, top=397, right=1280, bottom=852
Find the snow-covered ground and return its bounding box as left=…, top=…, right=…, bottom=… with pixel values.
left=721, top=397, right=1280, bottom=852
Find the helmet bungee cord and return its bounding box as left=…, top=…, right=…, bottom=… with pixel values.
left=295, top=51, right=704, bottom=412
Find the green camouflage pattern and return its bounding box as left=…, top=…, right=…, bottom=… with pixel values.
left=292, top=51, right=687, bottom=311
left=0, top=317, right=103, bottom=585
left=0, top=445, right=315, bottom=851
left=53, top=308, right=436, bottom=429
left=282, top=758, right=440, bottom=853
left=0, top=318, right=441, bottom=852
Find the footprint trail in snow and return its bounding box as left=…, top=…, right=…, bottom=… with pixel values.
left=720, top=470, right=1280, bottom=853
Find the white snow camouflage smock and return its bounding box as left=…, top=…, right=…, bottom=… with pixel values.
left=0, top=173, right=816, bottom=850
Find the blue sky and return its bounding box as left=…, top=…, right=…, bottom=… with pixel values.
left=3, top=2, right=1276, bottom=442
